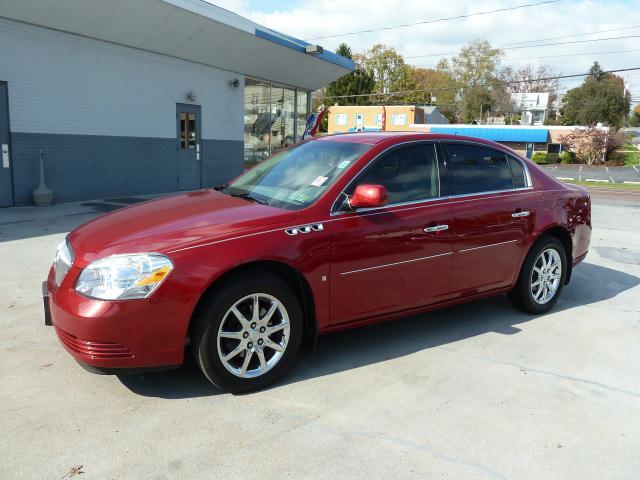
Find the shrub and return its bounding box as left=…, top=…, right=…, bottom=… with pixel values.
left=531, top=152, right=548, bottom=164
left=559, top=127, right=626, bottom=165
left=546, top=152, right=559, bottom=164
left=559, top=151, right=576, bottom=164
left=605, top=151, right=626, bottom=166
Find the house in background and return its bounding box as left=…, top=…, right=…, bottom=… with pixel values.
left=420, top=106, right=450, bottom=124
left=512, top=92, right=550, bottom=126
left=327, top=105, right=448, bottom=134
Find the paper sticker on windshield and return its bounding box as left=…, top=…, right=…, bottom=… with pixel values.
left=337, top=160, right=350, bottom=169
left=310, top=176, right=328, bottom=187
left=289, top=191, right=310, bottom=203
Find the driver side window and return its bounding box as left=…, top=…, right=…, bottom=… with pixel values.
left=349, top=143, right=440, bottom=205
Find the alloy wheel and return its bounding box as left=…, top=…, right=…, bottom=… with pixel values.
left=217, top=293, right=290, bottom=378
left=530, top=248, right=562, bottom=304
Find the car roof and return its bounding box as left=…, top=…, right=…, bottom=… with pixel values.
left=314, top=131, right=509, bottom=150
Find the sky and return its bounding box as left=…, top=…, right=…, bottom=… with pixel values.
left=209, top=0, right=640, bottom=104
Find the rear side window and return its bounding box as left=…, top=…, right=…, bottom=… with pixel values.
left=353, top=144, right=439, bottom=204
left=445, top=144, right=514, bottom=195
left=507, top=156, right=527, bottom=188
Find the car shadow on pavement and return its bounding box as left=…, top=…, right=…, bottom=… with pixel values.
left=0, top=197, right=157, bottom=242
left=118, top=262, right=639, bottom=398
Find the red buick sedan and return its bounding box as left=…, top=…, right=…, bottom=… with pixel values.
left=44, top=132, right=591, bottom=392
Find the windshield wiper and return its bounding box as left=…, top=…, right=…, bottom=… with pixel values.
left=215, top=184, right=268, bottom=205
left=229, top=190, right=269, bottom=205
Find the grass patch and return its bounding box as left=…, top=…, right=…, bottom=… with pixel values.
left=622, top=151, right=640, bottom=166
left=560, top=179, right=640, bottom=191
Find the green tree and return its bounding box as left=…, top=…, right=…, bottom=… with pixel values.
left=403, top=67, right=457, bottom=120
left=436, top=40, right=504, bottom=122
left=629, top=105, right=640, bottom=127
left=588, top=61, right=606, bottom=81
left=322, top=43, right=375, bottom=107
left=561, top=62, right=631, bottom=128
left=356, top=44, right=409, bottom=96
left=461, top=87, right=493, bottom=123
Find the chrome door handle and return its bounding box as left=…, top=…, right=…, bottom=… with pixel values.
left=512, top=210, right=530, bottom=218
left=424, top=224, right=449, bottom=233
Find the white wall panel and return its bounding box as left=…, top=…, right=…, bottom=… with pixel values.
left=0, top=18, right=243, bottom=140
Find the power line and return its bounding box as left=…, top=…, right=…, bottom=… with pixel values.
left=499, top=24, right=640, bottom=47
left=305, top=0, right=560, bottom=40
left=405, top=34, right=640, bottom=59
left=315, top=67, right=640, bottom=100
left=366, top=47, right=640, bottom=70
left=505, top=48, right=640, bottom=62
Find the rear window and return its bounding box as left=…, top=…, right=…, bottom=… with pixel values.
left=507, top=156, right=527, bottom=188
left=445, top=144, right=521, bottom=195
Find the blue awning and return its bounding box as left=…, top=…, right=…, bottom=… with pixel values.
left=430, top=127, right=549, bottom=142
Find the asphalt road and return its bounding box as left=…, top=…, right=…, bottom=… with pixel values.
left=1, top=191, right=639, bottom=479
left=541, top=164, right=640, bottom=184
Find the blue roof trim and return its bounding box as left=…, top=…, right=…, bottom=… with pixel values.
left=430, top=127, right=549, bottom=143
left=254, top=28, right=355, bottom=71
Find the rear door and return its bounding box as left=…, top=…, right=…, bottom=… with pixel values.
left=0, top=81, right=13, bottom=207
left=176, top=103, right=202, bottom=190
left=330, top=142, right=453, bottom=324
left=443, top=143, right=540, bottom=295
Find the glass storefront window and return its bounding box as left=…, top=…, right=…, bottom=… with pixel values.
left=296, top=90, right=309, bottom=141
left=244, top=78, right=271, bottom=168
left=270, top=86, right=295, bottom=153
left=244, top=78, right=309, bottom=170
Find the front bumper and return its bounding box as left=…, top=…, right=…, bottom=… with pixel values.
left=45, top=268, right=198, bottom=369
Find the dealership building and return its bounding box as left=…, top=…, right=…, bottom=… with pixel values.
left=0, top=0, right=353, bottom=206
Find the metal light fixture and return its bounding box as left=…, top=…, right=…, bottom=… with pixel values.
left=186, top=91, right=197, bottom=102
left=305, top=44, right=323, bottom=55
left=230, top=78, right=240, bottom=89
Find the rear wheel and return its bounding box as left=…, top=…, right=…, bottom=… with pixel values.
left=509, top=236, right=567, bottom=314
left=191, top=271, right=303, bottom=393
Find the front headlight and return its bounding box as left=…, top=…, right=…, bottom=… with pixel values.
left=54, top=238, right=74, bottom=286
left=75, top=253, right=173, bottom=300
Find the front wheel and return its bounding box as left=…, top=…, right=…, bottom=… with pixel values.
left=191, top=271, right=303, bottom=393
left=509, top=237, right=567, bottom=314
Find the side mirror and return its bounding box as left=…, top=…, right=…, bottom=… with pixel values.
left=349, top=184, right=388, bottom=209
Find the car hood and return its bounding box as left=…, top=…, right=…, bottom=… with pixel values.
left=68, top=190, right=298, bottom=263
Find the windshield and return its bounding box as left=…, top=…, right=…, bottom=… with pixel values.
left=227, top=140, right=371, bottom=210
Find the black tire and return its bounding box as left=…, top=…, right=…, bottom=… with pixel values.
left=191, top=270, right=303, bottom=393
left=509, top=236, right=567, bottom=314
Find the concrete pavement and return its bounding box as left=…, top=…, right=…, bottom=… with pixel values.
left=541, top=164, right=640, bottom=184
left=1, top=191, right=639, bottom=479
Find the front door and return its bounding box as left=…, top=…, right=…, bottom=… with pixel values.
left=330, top=143, right=453, bottom=325
left=176, top=103, right=202, bottom=190
left=0, top=82, right=13, bottom=207
left=525, top=143, right=534, bottom=159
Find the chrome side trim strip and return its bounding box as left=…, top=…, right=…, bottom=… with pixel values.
left=329, top=188, right=535, bottom=222
left=458, top=239, right=519, bottom=253
left=330, top=194, right=445, bottom=217
left=445, top=187, right=533, bottom=201
left=340, top=251, right=452, bottom=276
